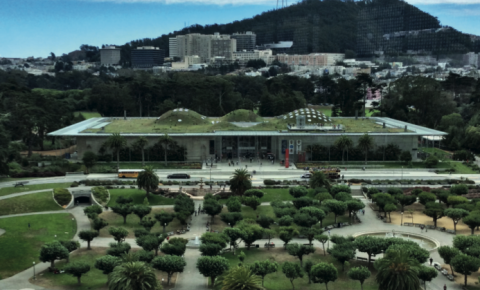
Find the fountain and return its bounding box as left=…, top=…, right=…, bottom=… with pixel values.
left=353, top=230, right=439, bottom=251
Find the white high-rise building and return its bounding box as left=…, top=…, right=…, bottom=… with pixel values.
left=169, top=33, right=237, bottom=62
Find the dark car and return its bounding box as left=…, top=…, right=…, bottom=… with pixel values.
left=167, top=173, right=190, bottom=179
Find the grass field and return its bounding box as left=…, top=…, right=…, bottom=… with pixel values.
left=220, top=248, right=378, bottom=290
left=117, top=162, right=202, bottom=170
left=0, top=177, right=43, bottom=183
left=0, top=182, right=72, bottom=197
left=83, top=109, right=400, bottom=134
left=107, top=189, right=176, bottom=206
left=31, top=248, right=177, bottom=290
left=0, top=213, right=76, bottom=278
left=0, top=191, right=64, bottom=216
left=75, top=111, right=102, bottom=119
left=297, top=160, right=476, bottom=174
left=97, top=208, right=183, bottom=239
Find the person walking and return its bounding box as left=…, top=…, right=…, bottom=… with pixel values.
left=429, top=258, right=433, bottom=265
left=28, top=223, right=30, bottom=229
left=444, top=284, right=447, bottom=290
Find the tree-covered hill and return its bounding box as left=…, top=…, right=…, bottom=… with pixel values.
left=104, top=0, right=479, bottom=65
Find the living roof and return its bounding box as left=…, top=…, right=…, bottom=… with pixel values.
left=49, top=109, right=447, bottom=137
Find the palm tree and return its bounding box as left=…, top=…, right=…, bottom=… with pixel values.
left=374, top=248, right=421, bottom=290
left=106, top=133, right=126, bottom=170
left=133, top=137, right=148, bottom=167
left=334, top=135, right=353, bottom=164
left=158, top=134, right=173, bottom=166
left=137, top=166, right=159, bottom=197
left=357, top=133, right=375, bottom=164
left=230, top=168, right=252, bottom=196
left=309, top=171, right=330, bottom=190
left=216, top=266, right=264, bottom=290
left=108, top=261, right=159, bottom=290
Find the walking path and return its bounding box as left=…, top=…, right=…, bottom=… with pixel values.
left=0, top=195, right=466, bottom=290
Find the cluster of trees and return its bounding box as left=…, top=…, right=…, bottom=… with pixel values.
left=439, top=235, right=480, bottom=286
left=367, top=184, right=480, bottom=233
left=307, top=134, right=408, bottom=163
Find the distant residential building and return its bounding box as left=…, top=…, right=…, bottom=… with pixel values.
left=100, top=46, right=121, bottom=65
left=232, top=32, right=256, bottom=51
left=233, top=49, right=274, bottom=66
left=169, top=33, right=237, bottom=62
left=276, top=53, right=345, bottom=68
left=257, top=41, right=293, bottom=53
left=131, top=46, right=165, bottom=68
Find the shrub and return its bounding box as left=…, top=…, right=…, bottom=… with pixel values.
left=92, top=186, right=109, bottom=203
left=264, top=179, right=277, bottom=186
left=424, top=156, right=439, bottom=168
left=54, top=188, right=72, bottom=206
left=452, top=150, right=474, bottom=161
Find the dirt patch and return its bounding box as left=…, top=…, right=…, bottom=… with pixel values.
left=389, top=210, right=475, bottom=235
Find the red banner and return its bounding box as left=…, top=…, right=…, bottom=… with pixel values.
left=285, top=148, right=289, bottom=168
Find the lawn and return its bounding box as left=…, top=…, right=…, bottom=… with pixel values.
left=217, top=188, right=325, bottom=204
left=0, top=213, right=76, bottom=278
left=97, top=208, right=184, bottom=239
left=210, top=205, right=350, bottom=233
left=82, top=108, right=400, bottom=134
left=420, top=147, right=452, bottom=161
left=0, top=191, right=64, bottom=216
left=31, top=247, right=177, bottom=290
left=107, top=189, right=176, bottom=207
left=220, top=248, right=378, bottom=290
left=75, top=111, right=102, bottom=119
left=296, top=161, right=476, bottom=173
left=0, top=182, right=72, bottom=197
left=117, top=162, right=202, bottom=170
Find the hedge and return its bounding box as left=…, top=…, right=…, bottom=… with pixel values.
left=92, top=186, right=109, bottom=203
left=54, top=188, right=72, bottom=206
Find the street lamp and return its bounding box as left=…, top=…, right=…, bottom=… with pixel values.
left=401, top=212, right=404, bottom=226
left=164, top=223, right=166, bottom=234
left=33, top=262, right=36, bottom=280
left=210, top=166, right=212, bottom=184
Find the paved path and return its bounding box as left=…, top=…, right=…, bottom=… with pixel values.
left=0, top=189, right=54, bottom=201
left=0, top=196, right=466, bottom=290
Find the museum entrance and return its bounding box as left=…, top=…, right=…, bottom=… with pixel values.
left=222, top=136, right=271, bottom=160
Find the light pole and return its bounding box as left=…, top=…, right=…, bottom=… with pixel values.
left=33, top=261, right=36, bottom=280
left=164, top=223, right=166, bottom=234
left=210, top=166, right=212, bottom=184
left=72, top=218, right=75, bottom=235
left=401, top=212, right=404, bottom=226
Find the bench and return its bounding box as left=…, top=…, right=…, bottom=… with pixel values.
left=426, top=225, right=436, bottom=230
left=403, top=223, right=414, bottom=226
left=167, top=231, right=174, bottom=236
left=14, top=181, right=29, bottom=187
left=222, top=248, right=232, bottom=253
left=446, top=229, right=456, bottom=234
left=264, top=243, right=275, bottom=248
left=356, top=257, right=368, bottom=261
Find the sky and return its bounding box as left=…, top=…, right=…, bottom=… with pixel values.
left=1, top=0, right=479, bottom=58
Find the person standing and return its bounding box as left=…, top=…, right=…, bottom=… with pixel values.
left=429, top=258, right=433, bottom=265
left=28, top=223, right=30, bottom=229
left=444, top=284, right=447, bottom=290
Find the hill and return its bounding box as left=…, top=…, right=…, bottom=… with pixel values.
left=89, top=0, right=479, bottom=64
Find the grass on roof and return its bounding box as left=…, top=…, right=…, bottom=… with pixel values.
left=221, top=109, right=263, bottom=122
left=85, top=109, right=407, bottom=134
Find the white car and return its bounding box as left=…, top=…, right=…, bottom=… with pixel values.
left=301, top=173, right=311, bottom=179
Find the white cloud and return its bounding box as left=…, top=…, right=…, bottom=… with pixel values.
left=90, top=0, right=281, bottom=4
left=405, top=0, right=480, bottom=4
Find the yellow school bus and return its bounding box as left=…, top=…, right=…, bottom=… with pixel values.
left=118, top=169, right=144, bottom=178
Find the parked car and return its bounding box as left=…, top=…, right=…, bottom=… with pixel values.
left=167, top=173, right=190, bottom=179
left=301, top=173, right=311, bottom=179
